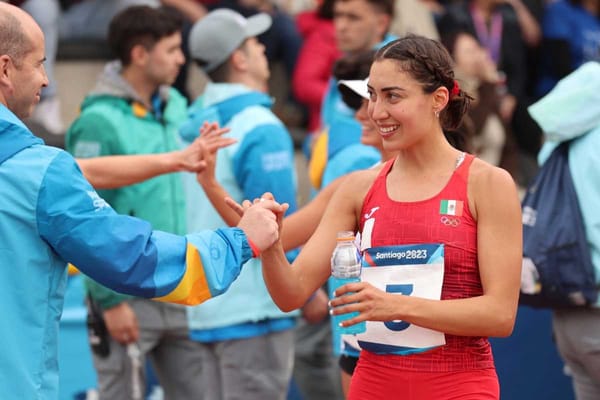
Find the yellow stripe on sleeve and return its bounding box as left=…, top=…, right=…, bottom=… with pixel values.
left=308, top=130, right=328, bottom=191
left=154, top=243, right=212, bottom=305
left=67, top=264, right=80, bottom=275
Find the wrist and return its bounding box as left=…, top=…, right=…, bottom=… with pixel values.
left=161, top=151, right=181, bottom=172
left=262, top=239, right=283, bottom=257
left=246, top=237, right=261, bottom=258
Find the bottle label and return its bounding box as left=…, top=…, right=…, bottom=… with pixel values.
left=343, top=243, right=446, bottom=355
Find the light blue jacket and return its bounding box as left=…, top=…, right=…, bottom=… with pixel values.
left=0, top=104, right=253, bottom=399
left=180, top=83, right=299, bottom=338
left=529, top=62, right=600, bottom=290
left=321, top=118, right=381, bottom=188
left=66, top=61, right=189, bottom=309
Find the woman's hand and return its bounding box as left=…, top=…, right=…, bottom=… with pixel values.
left=195, top=121, right=234, bottom=185
left=226, top=192, right=288, bottom=248
left=329, top=281, right=401, bottom=327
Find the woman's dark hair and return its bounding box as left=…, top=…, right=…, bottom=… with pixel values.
left=333, top=50, right=375, bottom=109
left=374, top=35, right=473, bottom=149
left=108, top=6, right=183, bottom=66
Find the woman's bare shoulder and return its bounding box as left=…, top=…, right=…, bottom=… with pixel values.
left=468, top=157, right=520, bottom=219
left=469, top=157, right=516, bottom=189
left=337, top=167, right=381, bottom=193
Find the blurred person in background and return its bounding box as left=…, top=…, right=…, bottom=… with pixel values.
left=293, top=0, right=339, bottom=134
left=14, top=0, right=206, bottom=134
left=528, top=61, right=600, bottom=400
left=180, top=9, right=300, bottom=399
left=442, top=30, right=507, bottom=166
left=437, top=0, right=542, bottom=186
left=307, top=0, right=395, bottom=196
left=536, top=0, right=600, bottom=98
left=65, top=6, right=204, bottom=399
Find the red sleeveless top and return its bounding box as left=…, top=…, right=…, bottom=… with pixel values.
left=359, top=154, right=494, bottom=371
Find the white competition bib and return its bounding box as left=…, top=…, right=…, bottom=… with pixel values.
left=342, top=244, right=446, bottom=355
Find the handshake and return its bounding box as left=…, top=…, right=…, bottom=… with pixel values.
left=232, top=193, right=288, bottom=255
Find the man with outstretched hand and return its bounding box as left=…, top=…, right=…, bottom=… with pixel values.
left=0, top=3, right=283, bottom=398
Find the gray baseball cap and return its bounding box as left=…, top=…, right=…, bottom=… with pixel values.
left=189, top=8, right=272, bottom=72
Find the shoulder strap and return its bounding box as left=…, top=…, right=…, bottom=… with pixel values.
left=377, top=158, right=395, bottom=180
left=369, top=157, right=396, bottom=193
left=454, top=152, right=475, bottom=182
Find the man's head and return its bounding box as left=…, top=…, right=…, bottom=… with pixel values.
left=0, top=3, right=49, bottom=119
left=108, top=6, right=185, bottom=87
left=189, top=9, right=271, bottom=87
left=333, top=0, right=393, bottom=54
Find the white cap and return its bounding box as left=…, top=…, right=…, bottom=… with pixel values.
left=337, top=78, right=369, bottom=100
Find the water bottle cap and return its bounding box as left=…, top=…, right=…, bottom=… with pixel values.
left=336, top=231, right=355, bottom=241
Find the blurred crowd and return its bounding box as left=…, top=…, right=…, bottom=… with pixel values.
left=15, top=0, right=600, bottom=189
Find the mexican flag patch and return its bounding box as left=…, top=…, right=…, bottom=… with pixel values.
left=440, top=199, right=463, bottom=216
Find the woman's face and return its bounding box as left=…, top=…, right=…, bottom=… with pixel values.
left=453, top=32, right=496, bottom=80
left=453, top=33, right=484, bottom=76
left=355, top=98, right=382, bottom=151
left=367, top=59, right=438, bottom=150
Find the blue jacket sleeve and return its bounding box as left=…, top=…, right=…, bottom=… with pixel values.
left=36, top=151, right=253, bottom=304
left=232, top=124, right=298, bottom=214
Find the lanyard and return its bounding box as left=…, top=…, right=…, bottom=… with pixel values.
left=471, top=5, right=503, bottom=64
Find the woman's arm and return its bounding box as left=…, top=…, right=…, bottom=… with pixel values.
left=504, top=0, right=541, bottom=47
left=260, top=170, right=376, bottom=311
left=280, top=176, right=344, bottom=250
left=332, top=161, right=522, bottom=337
left=200, top=174, right=345, bottom=250
left=195, top=125, right=242, bottom=227
left=197, top=124, right=348, bottom=250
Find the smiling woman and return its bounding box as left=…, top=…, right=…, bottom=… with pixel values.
left=256, top=35, right=523, bottom=400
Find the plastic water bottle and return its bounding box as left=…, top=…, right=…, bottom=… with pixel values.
left=330, top=231, right=366, bottom=335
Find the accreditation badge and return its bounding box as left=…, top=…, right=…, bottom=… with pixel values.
left=343, top=243, right=446, bottom=355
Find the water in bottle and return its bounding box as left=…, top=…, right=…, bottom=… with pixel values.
left=330, top=231, right=366, bottom=335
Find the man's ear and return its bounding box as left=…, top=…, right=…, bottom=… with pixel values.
left=375, top=13, right=391, bottom=42
left=0, top=55, right=14, bottom=91
left=130, top=44, right=149, bottom=67
left=230, top=48, right=248, bottom=73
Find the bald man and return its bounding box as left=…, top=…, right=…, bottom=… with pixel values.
left=0, top=3, right=284, bottom=398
